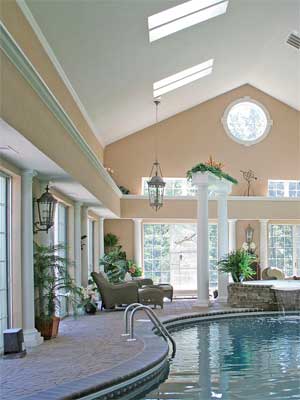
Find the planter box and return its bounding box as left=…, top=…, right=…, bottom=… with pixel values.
left=36, top=316, right=60, bottom=340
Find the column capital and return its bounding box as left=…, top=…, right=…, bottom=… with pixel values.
left=21, top=169, right=37, bottom=178
left=259, top=219, right=269, bottom=224
left=228, top=219, right=238, bottom=223
left=132, top=218, right=143, bottom=223
left=74, top=201, right=82, bottom=208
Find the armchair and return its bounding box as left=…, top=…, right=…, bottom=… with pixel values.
left=91, top=272, right=138, bottom=309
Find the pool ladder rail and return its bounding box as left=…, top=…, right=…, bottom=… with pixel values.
left=122, top=303, right=176, bottom=358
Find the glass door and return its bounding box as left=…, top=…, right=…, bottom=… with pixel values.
left=0, top=174, right=10, bottom=353
left=143, top=223, right=218, bottom=296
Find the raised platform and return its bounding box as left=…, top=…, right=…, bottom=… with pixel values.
left=228, top=281, right=300, bottom=311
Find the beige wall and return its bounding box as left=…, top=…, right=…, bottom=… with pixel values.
left=1, top=52, right=120, bottom=216
left=104, top=219, right=134, bottom=260
left=105, top=84, right=300, bottom=196
left=1, top=0, right=104, bottom=162
left=236, top=220, right=260, bottom=256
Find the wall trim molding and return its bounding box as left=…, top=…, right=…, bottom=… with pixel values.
left=123, top=194, right=300, bottom=202
left=0, top=22, right=122, bottom=198
left=16, top=0, right=105, bottom=148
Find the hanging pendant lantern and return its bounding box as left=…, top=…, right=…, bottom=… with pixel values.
left=147, top=99, right=165, bottom=211
left=34, top=185, right=57, bottom=233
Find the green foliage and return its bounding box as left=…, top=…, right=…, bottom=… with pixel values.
left=34, top=242, right=81, bottom=321
left=186, top=163, right=238, bottom=184
left=127, top=260, right=142, bottom=277
left=104, top=233, right=120, bottom=253
left=118, top=185, right=130, bottom=194
left=217, top=250, right=256, bottom=282
left=100, top=248, right=128, bottom=283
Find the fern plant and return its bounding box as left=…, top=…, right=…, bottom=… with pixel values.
left=34, top=242, right=80, bottom=321
left=218, top=250, right=256, bottom=282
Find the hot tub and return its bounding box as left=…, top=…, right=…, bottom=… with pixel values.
left=227, top=280, right=300, bottom=310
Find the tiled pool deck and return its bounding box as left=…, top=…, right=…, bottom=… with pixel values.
left=0, top=300, right=241, bottom=399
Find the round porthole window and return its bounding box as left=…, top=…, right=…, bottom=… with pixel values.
left=222, top=97, right=273, bottom=146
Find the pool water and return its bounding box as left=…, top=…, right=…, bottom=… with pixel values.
left=139, top=315, right=300, bottom=399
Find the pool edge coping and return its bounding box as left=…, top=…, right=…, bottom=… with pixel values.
left=19, top=308, right=299, bottom=400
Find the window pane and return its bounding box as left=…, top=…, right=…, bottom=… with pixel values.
left=268, top=224, right=294, bottom=276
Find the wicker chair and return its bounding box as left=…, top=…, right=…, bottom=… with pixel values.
left=91, top=272, right=139, bottom=309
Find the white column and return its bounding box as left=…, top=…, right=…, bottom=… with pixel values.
left=228, top=219, right=237, bottom=252
left=259, top=219, right=269, bottom=273
left=81, top=206, right=89, bottom=287
left=192, top=174, right=210, bottom=307
left=74, top=202, right=82, bottom=286
left=21, top=170, right=43, bottom=347
left=217, top=190, right=229, bottom=303
left=133, top=219, right=143, bottom=268
left=99, top=217, right=105, bottom=263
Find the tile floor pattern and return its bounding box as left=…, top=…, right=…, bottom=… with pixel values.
left=0, top=299, right=229, bottom=399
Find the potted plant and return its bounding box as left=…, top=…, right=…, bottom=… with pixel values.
left=34, top=242, right=80, bottom=340
left=218, top=249, right=256, bottom=283
left=79, top=283, right=98, bottom=314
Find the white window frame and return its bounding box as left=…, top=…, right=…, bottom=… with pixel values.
left=268, top=224, right=300, bottom=276
left=88, top=218, right=95, bottom=277
left=268, top=180, right=300, bottom=198
left=222, top=96, right=273, bottom=146
left=0, top=173, right=11, bottom=353
left=142, top=177, right=196, bottom=196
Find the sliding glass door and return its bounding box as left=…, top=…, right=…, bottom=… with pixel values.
left=0, top=174, right=10, bottom=353
left=143, top=223, right=218, bottom=295
left=54, top=203, right=68, bottom=317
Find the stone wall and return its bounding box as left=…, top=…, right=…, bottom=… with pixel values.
left=228, top=283, right=277, bottom=310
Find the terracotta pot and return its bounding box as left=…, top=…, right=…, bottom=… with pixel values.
left=36, top=316, right=60, bottom=340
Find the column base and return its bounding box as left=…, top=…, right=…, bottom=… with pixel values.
left=193, top=299, right=210, bottom=308
left=217, top=296, right=228, bottom=304
left=23, top=328, right=43, bottom=347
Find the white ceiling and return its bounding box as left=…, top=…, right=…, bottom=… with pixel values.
left=22, top=0, right=300, bottom=146
left=0, top=119, right=116, bottom=217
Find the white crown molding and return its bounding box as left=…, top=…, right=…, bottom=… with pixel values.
left=0, top=22, right=122, bottom=198
left=16, top=0, right=105, bottom=148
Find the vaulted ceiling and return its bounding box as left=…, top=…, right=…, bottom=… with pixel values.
left=22, top=0, right=300, bottom=146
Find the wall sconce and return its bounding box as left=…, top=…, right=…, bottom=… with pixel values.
left=33, top=185, right=57, bottom=234
left=245, top=224, right=254, bottom=243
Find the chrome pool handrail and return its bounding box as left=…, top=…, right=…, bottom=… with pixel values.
left=122, top=303, right=143, bottom=336
left=127, top=304, right=176, bottom=358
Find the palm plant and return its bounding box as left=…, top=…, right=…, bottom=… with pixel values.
left=218, top=249, right=256, bottom=282
left=104, top=233, right=120, bottom=253
left=34, top=242, right=80, bottom=338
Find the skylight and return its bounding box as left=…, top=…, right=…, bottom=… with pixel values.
left=153, top=59, right=214, bottom=97
left=148, top=0, right=229, bottom=42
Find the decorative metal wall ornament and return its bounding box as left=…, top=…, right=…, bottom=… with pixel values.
left=33, top=185, right=57, bottom=234
left=240, top=169, right=258, bottom=196
left=147, top=99, right=165, bottom=211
